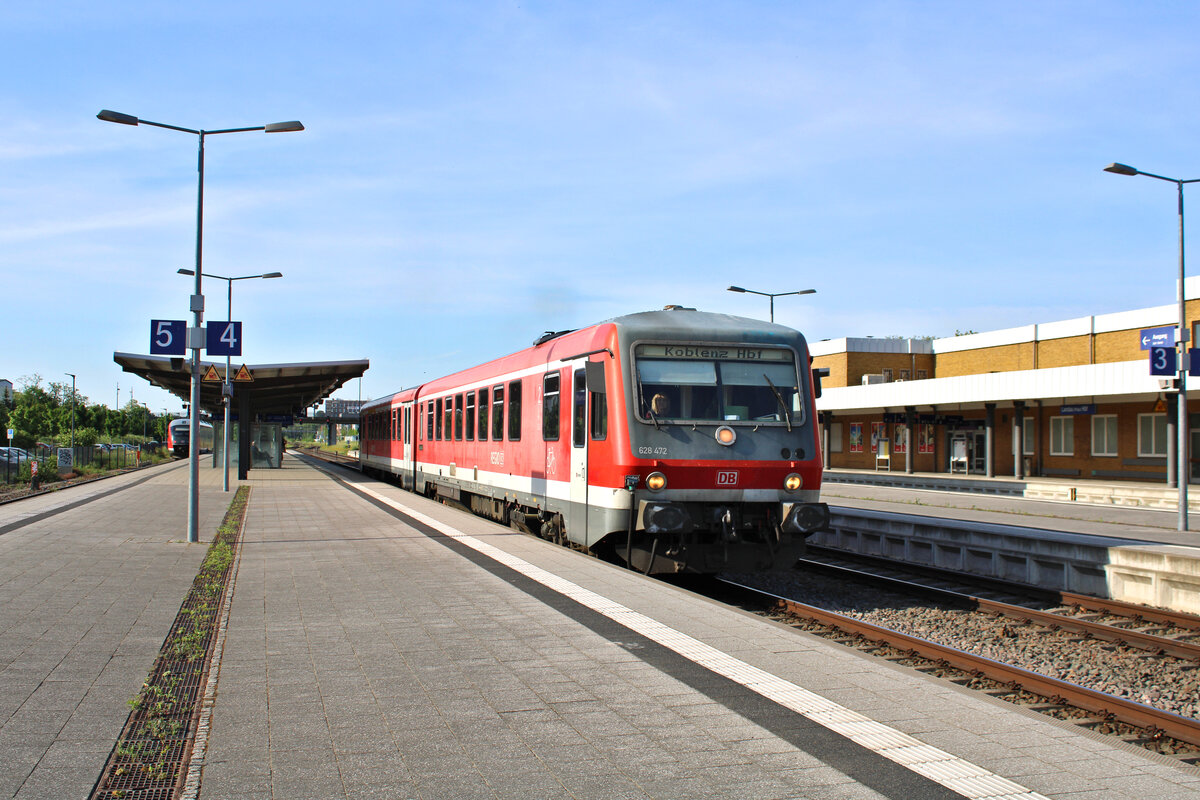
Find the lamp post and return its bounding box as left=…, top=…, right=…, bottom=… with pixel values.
left=727, top=285, right=816, bottom=323
left=98, top=109, right=302, bottom=543
left=1105, top=162, right=1200, bottom=532
left=64, top=373, right=76, bottom=451
left=178, top=268, right=282, bottom=491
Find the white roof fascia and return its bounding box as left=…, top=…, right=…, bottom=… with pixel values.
left=816, top=360, right=1171, bottom=412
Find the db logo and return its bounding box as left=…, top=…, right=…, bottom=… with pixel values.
left=716, top=471, right=739, bottom=486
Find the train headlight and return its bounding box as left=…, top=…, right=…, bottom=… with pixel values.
left=715, top=426, right=737, bottom=446
left=646, top=471, right=667, bottom=492
left=784, top=473, right=803, bottom=492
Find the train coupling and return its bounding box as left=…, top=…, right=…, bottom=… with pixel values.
left=780, top=502, right=830, bottom=536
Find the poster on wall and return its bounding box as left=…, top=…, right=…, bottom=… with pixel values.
left=849, top=423, right=863, bottom=453
left=870, top=422, right=886, bottom=453
left=893, top=424, right=907, bottom=454
left=918, top=423, right=934, bottom=454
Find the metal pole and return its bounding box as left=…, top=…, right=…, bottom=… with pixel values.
left=187, top=132, right=206, bottom=544
left=224, top=278, right=231, bottom=492
left=1178, top=180, right=1188, bottom=532
left=769, top=296, right=774, bottom=323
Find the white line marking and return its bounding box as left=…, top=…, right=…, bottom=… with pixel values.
left=351, top=477, right=1052, bottom=800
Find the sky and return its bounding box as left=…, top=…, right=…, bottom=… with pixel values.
left=4, top=1, right=1199, bottom=415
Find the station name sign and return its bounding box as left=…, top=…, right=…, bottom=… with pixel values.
left=637, top=344, right=792, bottom=361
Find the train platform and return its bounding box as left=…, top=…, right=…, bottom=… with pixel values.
left=5, top=456, right=1200, bottom=798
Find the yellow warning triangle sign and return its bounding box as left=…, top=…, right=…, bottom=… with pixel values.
left=202, top=365, right=222, bottom=382
left=234, top=364, right=254, bottom=382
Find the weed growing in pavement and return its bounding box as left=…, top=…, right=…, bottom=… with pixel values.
left=94, top=486, right=251, bottom=798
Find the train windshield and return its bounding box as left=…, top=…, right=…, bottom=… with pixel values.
left=634, top=344, right=803, bottom=425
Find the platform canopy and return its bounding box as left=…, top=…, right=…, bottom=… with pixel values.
left=113, top=352, right=369, bottom=418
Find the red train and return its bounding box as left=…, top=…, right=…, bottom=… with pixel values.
left=167, top=418, right=214, bottom=457
left=360, top=307, right=829, bottom=573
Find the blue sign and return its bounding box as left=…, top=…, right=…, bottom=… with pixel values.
left=1150, top=346, right=1177, bottom=376
left=206, top=321, right=243, bottom=357
left=150, top=320, right=186, bottom=355
left=1059, top=404, right=1096, bottom=415
left=1141, top=325, right=1176, bottom=350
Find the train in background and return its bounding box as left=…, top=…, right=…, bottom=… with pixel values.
left=359, top=307, right=829, bottom=574
left=166, top=418, right=214, bottom=457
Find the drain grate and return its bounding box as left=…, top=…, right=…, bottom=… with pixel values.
left=90, top=486, right=249, bottom=800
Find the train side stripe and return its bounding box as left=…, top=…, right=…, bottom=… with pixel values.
left=345, top=476, right=1049, bottom=800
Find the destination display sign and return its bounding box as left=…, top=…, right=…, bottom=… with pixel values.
left=636, top=344, right=792, bottom=361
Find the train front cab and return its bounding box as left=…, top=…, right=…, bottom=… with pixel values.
left=603, top=324, right=830, bottom=573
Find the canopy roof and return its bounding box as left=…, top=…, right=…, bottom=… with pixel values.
left=113, top=352, right=369, bottom=417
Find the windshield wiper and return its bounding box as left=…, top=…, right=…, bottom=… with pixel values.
left=647, top=406, right=662, bottom=431
left=763, top=374, right=793, bottom=432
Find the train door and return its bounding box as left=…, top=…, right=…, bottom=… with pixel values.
left=568, top=367, right=589, bottom=539
left=402, top=403, right=413, bottom=488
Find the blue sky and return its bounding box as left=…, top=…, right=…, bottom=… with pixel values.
left=4, top=1, right=1199, bottom=414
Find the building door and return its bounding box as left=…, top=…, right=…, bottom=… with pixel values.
left=971, top=431, right=987, bottom=474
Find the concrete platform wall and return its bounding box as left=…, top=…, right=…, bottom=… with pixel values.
left=812, top=509, right=1200, bottom=614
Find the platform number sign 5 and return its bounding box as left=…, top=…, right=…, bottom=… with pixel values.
left=1149, top=346, right=1177, bottom=376
left=206, top=322, right=243, bottom=357
left=150, top=320, right=187, bottom=355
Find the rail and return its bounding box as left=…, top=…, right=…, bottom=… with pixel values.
left=717, top=578, right=1200, bottom=749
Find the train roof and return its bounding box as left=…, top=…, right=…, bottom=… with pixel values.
left=360, top=307, right=810, bottom=412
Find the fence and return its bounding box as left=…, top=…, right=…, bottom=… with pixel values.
left=1, top=444, right=161, bottom=485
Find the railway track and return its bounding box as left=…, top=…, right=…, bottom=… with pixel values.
left=796, top=548, right=1200, bottom=662
left=712, top=575, right=1200, bottom=757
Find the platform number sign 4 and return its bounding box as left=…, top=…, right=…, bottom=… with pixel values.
left=206, top=322, right=243, bottom=357
left=1150, top=346, right=1177, bottom=376
left=150, top=320, right=187, bottom=355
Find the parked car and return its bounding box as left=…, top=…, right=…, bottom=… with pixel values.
left=1, top=447, right=31, bottom=464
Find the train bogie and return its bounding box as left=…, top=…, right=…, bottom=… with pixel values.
left=360, top=307, right=829, bottom=574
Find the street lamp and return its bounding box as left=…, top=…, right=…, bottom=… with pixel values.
left=178, top=268, right=283, bottom=491
left=1105, top=162, right=1200, bottom=532
left=64, top=373, right=76, bottom=451
left=727, top=285, right=816, bottom=323
left=99, top=109, right=303, bottom=543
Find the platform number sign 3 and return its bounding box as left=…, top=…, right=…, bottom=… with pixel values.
left=150, top=320, right=187, bottom=355
left=1150, top=346, right=1177, bottom=376
left=206, top=322, right=243, bottom=357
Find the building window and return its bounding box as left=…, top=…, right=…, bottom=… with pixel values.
left=543, top=372, right=560, bottom=441
left=1139, top=413, right=1168, bottom=457
left=1091, top=415, right=1118, bottom=457
left=1050, top=416, right=1073, bottom=456
left=898, top=370, right=910, bottom=381
left=881, top=368, right=893, bottom=382
left=1012, top=418, right=1035, bottom=455
left=916, top=369, right=928, bottom=380
left=829, top=422, right=843, bottom=453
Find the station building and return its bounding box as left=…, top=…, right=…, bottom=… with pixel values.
left=811, top=279, right=1200, bottom=486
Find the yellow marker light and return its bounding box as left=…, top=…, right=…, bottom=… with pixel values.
left=715, top=426, right=737, bottom=446
left=784, top=473, right=803, bottom=491
left=646, top=472, right=667, bottom=491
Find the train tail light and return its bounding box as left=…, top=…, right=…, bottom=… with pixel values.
left=715, top=426, right=736, bottom=446
left=646, top=472, right=667, bottom=491
left=784, top=473, right=802, bottom=492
